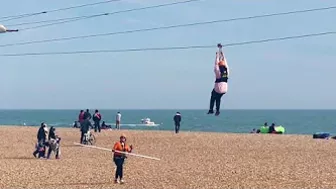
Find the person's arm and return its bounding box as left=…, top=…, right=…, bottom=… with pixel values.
left=214, top=52, right=221, bottom=77
left=224, top=56, right=230, bottom=78
left=127, top=145, right=133, bottom=153
left=112, top=142, right=118, bottom=152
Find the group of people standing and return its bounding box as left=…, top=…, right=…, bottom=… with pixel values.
left=77, top=109, right=103, bottom=132
left=76, top=109, right=122, bottom=131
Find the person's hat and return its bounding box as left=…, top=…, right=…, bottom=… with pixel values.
left=120, top=134, right=126, bottom=139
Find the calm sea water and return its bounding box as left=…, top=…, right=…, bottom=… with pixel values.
left=0, top=110, right=335, bottom=135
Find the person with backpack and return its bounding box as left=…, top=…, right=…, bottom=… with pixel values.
left=93, top=109, right=102, bottom=133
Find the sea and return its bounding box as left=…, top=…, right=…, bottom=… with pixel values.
left=0, top=109, right=335, bottom=135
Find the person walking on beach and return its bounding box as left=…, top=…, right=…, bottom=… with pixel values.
left=33, top=123, right=48, bottom=158
left=112, top=134, right=133, bottom=184
left=173, top=112, right=182, bottom=133
left=47, top=126, right=61, bottom=159
left=116, top=112, right=121, bottom=130
left=93, top=109, right=102, bottom=133
left=80, top=117, right=92, bottom=144
left=207, top=43, right=229, bottom=116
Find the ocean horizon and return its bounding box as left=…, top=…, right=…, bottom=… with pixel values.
left=0, top=109, right=335, bottom=135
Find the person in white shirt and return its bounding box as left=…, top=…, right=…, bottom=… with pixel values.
left=116, top=112, right=121, bottom=130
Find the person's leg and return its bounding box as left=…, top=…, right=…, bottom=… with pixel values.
left=119, top=158, right=125, bottom=182
left=55, top=145, right=60, bottom=159
left=47, top=145, right=52, bottom=159
left=80, top=131, right=84, bottom=144
left=98, top=121, right=101, bottom=132
left=208, top=89, right=216, bottom=114
left=175, top=123, right=178, bottom=133
left=114, top=158, right=122, bottom=182
left=215, top=93, right=225, bottom=116
left=33, top=141, right=40, bottom=157
left=176, top=123, right=180, bottom=133
left=114, top=158, right=119, bottom=182
left=94, top=121, right=98, bottom=132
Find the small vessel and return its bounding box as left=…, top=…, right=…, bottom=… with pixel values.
left=141, top=118, right=157, bottom=126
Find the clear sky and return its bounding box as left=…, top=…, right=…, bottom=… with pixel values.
left=0, top=0, right=335, bottom=109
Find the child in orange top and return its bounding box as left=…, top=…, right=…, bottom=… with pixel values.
left=112, top=134, right=133, bottom=184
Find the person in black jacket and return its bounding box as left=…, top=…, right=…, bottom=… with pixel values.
left=173, top=112, right=182, bottom=134
left=33, top=122, right=48, bottom=158
left=80, top=117, right=92, bottom=144
left=84, top=109, right=92, bottom=120
left=92, top=109, right=102, bottom=133
left=47, top=127, right=61, bottom=159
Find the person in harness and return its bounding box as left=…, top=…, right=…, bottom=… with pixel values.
left=207, top=43, right=230, bottom=116
left=112, top=134, right=133, bottom=184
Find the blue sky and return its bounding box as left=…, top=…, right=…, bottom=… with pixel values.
left=0, top=0, right=335, bottom=109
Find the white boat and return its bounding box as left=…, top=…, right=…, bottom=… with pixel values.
left=141, top=118, right=157, bottom=126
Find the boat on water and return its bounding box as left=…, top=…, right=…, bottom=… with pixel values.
left=141, top=118, right=158, bottom=126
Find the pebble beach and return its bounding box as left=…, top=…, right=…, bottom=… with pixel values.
left=1, top=126, right=336, bottom=189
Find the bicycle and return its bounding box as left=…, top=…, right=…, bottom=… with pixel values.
left=83, top=130, right=96, bottom=145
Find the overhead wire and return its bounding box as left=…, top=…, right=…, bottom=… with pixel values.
left=15, top=0, right=202, bottom=31
left=1, top=5, right=335, bottom=48
left=7, top=4, right=336, bottom=27
left=0, top=0, right=122, bottom=22
left=0, top=31, right=335, bottom=57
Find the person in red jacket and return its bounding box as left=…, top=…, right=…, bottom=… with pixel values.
left=112, top=134, right=133, bottom=184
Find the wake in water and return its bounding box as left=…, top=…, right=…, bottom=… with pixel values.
left=107, top=123, right=160, bottom=127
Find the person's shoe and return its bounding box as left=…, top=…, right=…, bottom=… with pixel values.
left=33, top=152, right=37, bottom=158
left=114, top=179, right=119, bottom=184
left=207, top=110, right=214, bottom=114
left=215, top=111, right=220, bottom=116
left=120, top=179, right=125, bottom=184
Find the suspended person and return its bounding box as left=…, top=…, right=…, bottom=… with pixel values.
left=93, top=109, right=102, bottom=133
left=173, top=112, right=182, bottom=133
left=207, top=43, right=230, bottom=116
left=112, top=134, right=133, bottom=184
